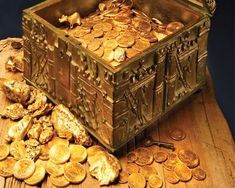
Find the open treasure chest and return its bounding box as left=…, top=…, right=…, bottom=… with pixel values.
left=22, top=0, right=216, bottom=151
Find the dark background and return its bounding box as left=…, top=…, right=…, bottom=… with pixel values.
left=0, top=0, right=234, bottom=138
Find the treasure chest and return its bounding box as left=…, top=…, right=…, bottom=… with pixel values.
left=22, top=0, right=216, bottom=151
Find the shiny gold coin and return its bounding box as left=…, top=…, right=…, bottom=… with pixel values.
left=48, top=137, right=69, bottom=148
left=93, top=22, right=113, bottom=32
left=45, top=160, right=64, bottom=177
left=169, top=128, right=186, bottom=141
left=154, top=151, right=168, bottom=163
left=126, top=48, right=139, bottom=58
left=166, top=21, right=184, bottom=35
left=149, top=174, right=163, bottom=188
left=178, top=149, right=200, bottom=168
left=126, top=151, right=138, bottom=163
left=126, top=163, right=140, bottom=175
left=103, top=39, right=118, bottom=50
left=119, top=170, right=129, bottom=184
left=163, top=159, right=178, bottom=171
left=174, top=163, right=192, bottom=182
left=81, top=33, right=95, bottom=44
left=139, top=166, right=158, bottom=180
left=165, top=170, right=180, bottom=184
left=132, top=39, right=150, bottom=52
left=135, top=147, right=154, bottom=166
left=104, top=30, right=120, bottom=39
left=192, top=167, right=206, bottom=181
left=24, top=164, right=46, bottom=185
left=69, top=144, right=87, bottom=163
left=0, top=144, right=9, bottom=160
left=116, top=34, right=135, bottom=48
left=64, top=162, right=86, bottom=183
left=50, top=175, right=70, bottom=187
left=13, top=158, right=36, bottom=180
left=128, top=173, right=146, bottom=188
left=93, top=46, right=104, bottom=57
left=49, top=144, right=70, bottom=164
left=102, top=49, right=114, bottom=62
left=88, top=39, right=102, bottom=51
left=39, top=144, right=49, bottom=161
left=91, top=29, right=104, bottom=38
left=35, top=159, right=47, bottom=168
left=0, top=157, right=17, bottom=177
left=133, top=19, right=152, bottom=33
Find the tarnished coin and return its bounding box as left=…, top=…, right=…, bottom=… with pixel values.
left=149, top=174, right=163, bottom=188
left=118, top=170, right=129, bottom=184
left=103, top=39, right=118, bottom=50
left=154, top=151, right=168, bottom=163
left=14, top=158, right=36, bottom=180
left=93, top=22, right=113, bottom=32
left=69, top=144, right=87, bottom=163
left=128, top=173, right=146, bottom=188
left=126, top=151, right=138, bottom=163
left=24, top=164, right=46, bottom=185
left=39, top=144, right=49, bottom=161
left=169, top=128, right=186, bottom=141
left=133, top=19, right=152, bottom=33
left=103, top=49, right=114, bottom=62
left=93, top=46, right=104, bottom=57
left=135, top=147, right=154, bottom=166
left=126, top=48, right=139, bottom=58
left=132, top=39, right=150, bottom=52
left=11, top=41, right=23, bottom=50
left=91, top=29, right=104, bottom=38
left=50, top=175, right=70, bottom=187
left=126, top=163, right=140, bottom=175
left=0, top=144, right=9, bottom=160
left=64, top=162, right=86, bottom=183
left=174, top=163, right=192, bottom=182
left=88, top=39, right=103, bottom=51
left=178, top=149, right=200, bottom=168
left=114, top=47, right=126, bottom=62
left=165, top=170, right=180, bottom=184
left=49, top=144, right=70, bottom=164
left=192, top=167, right=206, bottom=181
left=0, top=157, right=17, bottom=177
left=45, top=160, right=64, bottom=177
left=139, top=166, right=158, bottom=180
left=166, top=21, right=184, bottom=35
left=104, top=30, right=119, bottom=39
left=48, top=137, right=69, bottom=148
left=116, top=34, right=135, bottom=48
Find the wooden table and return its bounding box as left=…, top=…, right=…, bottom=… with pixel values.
left=0, top=38, right=234, bottom=188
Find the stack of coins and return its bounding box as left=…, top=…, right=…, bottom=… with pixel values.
left=60, top=0, right=184, bottom=66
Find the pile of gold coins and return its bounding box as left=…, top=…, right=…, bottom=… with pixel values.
left=120, top=147, right=206, bottom=188
left=59, top=0, right=184, bottom=66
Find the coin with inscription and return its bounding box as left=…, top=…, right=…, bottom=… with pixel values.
left=135, top=147, right=154, bottom=166
left=148, top=174, right=163, bottom=188
left=178, top=149, right=200, bottom=168
left=192, top=167, right=206, bottom=181
left=154, top=151, right=168, bottom=163
left=91, top=29, right=104, bottom=38
left=103, top=49, right=114, bottom=62
left=164, top=170, right=180, bottom=184
left=169, top=128, right=186, bottom=141
left=64, top=162, right=86, bottom=183
left=104, top=30, right=120, bottom=39
left=128, top=173, right=146, bottom=188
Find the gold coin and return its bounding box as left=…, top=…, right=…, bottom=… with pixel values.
left=132, top=39, right=150, bottom=52
left=103, top=39, right=118, bottom=50
left=126, top=163, right=140, bottom=175
left=155, top=32, right=167, bottom=41
left=139, top=166, right=158, bottom=180
left=39, top=144, right=49, bottom=161
left=93, top=22, right=113, bottom=32
left=48, top=137, right=69, bottom=149
left=116, top=34, right=135, bottom=48
left=0, top=144, right=9, bottom=160
left=149, top=174, right=163, bottom=188
left=174, top=163, right=192, bottom=182
left=113, top=16, right=131, bottom=25
left=154, top=151, right=168, bottom=163
left=140, top=31, right=158, bottom=43
left=91, top=29, right=104, bottom=38
left=35, top=159, right=47, bottom=168
left=81, top=33, right=95, bottom=45
left=104, top=30, right=120, bottom=39
left=135, top=147, right=154, bottom=166
left=73, top=27, right=91, bottom=38
left=133, top=19, right=152, bottom=33
left=119, top=170, right=129, bottom=184
left=0, top=157, right=17, bottom=177
left=88, top=39, right=103, bottom=51
left=69, top=144, right=87, bottom=163
left=49, top=144, right=70, bottom=164
left=45, top=160, right=64, bottom=177
left=163, top=159, right=178, bottom=171
left=102, top=49, right=114, bottom=62
left=192, top=167, right=206, bottom=181
left=93, top=46, right=104, bottom=57
left=169, top=128, right=186, bottom=141
left=13, top=158, right=36, bottom=180
left=128, top=173, right=146, bottom=188
left=50, top=175, right=70, bottom=187
left=64, top=162, right=86, bottom=183
left=165, top=170, right=180, bottom=184
left=178, top=149, right=200, bottom=168
left=24, top=164, right=46, bottom=185
left=126, top=151, right=138, bottom=163
left=126, top=48, right=139, bottom=58
left=166, top=21, right=184, bottom=35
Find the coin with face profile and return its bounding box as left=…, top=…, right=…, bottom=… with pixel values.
left=154, top=151, right=168, bottom=163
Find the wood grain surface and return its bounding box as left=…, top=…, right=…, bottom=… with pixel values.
left=0, top=38, right=234, bottom=188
